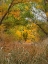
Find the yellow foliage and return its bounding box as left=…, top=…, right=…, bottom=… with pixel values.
left=31, top=35, right=35, bottom=38
left=37, top=5, right=43, bottom=9
left=13, top=0, right=29, bottom=4
left=10, top=23, right=40, bottom=42
left=16, top=30, right=21, bottom=38
left=22, top=25, right=39, bottom=42
left=14, top=0, right=42, bottom=3
left=25, top=6, right=29, bottom=10
left=21, top=23, right=40, bottom=42
left=2, top=23, right=40, bottom=42
left=23, top=29, right=27, bottom=32
left=17, top=17, right=21, bottom=20
left=27, top=30, right=31, bottom=34
left=0, top=3, right=8, bottom=10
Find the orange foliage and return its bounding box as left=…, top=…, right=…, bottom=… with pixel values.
left=0, top=12, right=3, bottom=17
left=26, top=39, right=31, bottom=43
left=46, top=12, right=48, bottom=17
left=0, top=6, right=3, bottom=11
left=13, top=0, right=42, bottom=3
left=13, top=0, right=30, bottom=3
left=10, top=10, right=20, bottom=18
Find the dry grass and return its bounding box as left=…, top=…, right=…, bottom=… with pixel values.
left=0, top=24, right=48, bottom=64
left=0, top=38, right=48, bottom=64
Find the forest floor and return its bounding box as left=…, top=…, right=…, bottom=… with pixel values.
left=0, top=37, right=48, bottom=56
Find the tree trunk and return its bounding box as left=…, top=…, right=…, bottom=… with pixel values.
left=0, top=0, right=14, bottom=25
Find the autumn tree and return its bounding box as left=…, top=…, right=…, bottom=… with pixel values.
left=0, top=0, right=48, bottom=35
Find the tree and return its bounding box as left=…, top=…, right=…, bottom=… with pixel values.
left=0, top=0, right=48, bottom=35
left=0, top=0, right=14, bottom=25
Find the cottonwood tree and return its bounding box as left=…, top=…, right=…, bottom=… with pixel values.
left=0, top=0, right=48, bottom=35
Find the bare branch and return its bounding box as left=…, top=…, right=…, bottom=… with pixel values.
left=0, top=0, right=14, bottom=25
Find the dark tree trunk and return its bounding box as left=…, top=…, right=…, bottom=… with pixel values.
left=0, top=0, right=14, bottom=25
left=36, top=24, right=48, bottom=35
